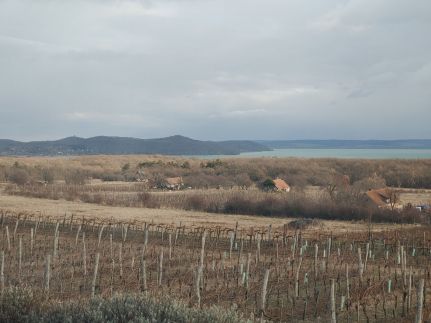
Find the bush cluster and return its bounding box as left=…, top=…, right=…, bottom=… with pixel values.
left=0, top=288, right=244, bottom=323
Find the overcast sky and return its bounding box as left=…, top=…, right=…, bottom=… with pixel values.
left=0, top=0, right=430, bottom=141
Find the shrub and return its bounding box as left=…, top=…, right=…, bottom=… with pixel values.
left=64, top=170, right=87, bottom=185
left=0, top=289, right=244, bottom=323
left=7, top=168, right=29, bottom=186
left=41, top=169, right=55, bottom=184
left=137, top=192, right=160, bottom=208
left=185, top=195, right=207, bottom=211
left=259, top=178, right=276, bottom=192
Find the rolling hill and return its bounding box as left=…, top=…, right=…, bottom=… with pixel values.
left=0, top=135, right=271, bottom=156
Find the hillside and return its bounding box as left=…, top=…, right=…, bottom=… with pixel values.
left=0, top=135, right=270, bottom=156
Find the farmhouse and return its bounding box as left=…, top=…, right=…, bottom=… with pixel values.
left=273, top=178, right=291, bottom=192
left=164, top=177, right=184, bottom=190
left=366, top=188, right=394, bottom=208
left=366, top=188, right=390, bottom=207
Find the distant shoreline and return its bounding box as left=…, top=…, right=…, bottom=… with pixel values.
left=191, top=148, right=431, bottom=159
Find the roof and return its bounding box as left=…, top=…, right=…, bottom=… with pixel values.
left=165, top=177, right=183, bottom=185
left=366, top=188, right=390, bottom=206
left=273, top=178, right=290, bottom=190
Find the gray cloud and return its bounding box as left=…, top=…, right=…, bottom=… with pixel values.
left=0, top=0, right=430, bottom=141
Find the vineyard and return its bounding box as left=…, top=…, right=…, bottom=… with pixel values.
left=0, top=209, right=430, bottom=322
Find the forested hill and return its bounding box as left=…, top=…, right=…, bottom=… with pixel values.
left=0, top=135, right=270, bottom=156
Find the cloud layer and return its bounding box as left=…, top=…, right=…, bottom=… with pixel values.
left=1, top=0, right=430, bottom=140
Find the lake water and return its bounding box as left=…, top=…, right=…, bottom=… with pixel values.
left=195, top=149, right=431, bottom=159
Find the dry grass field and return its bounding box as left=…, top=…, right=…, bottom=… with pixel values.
left=0, top=191, right=419, bottom=236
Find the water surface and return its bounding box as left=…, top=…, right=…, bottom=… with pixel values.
left=194, top=149, right=431, bottom=159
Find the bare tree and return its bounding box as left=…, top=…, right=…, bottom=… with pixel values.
left=388, top=189, right=399, bottom=211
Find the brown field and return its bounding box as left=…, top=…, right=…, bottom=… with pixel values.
left=0, top=193, right=415, bottom=235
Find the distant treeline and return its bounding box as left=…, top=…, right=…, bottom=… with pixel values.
left=1, top=156, right=431, bottom=189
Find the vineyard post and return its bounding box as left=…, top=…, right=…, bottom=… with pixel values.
left=233, top=221, right=238, bottom=247
left=44, top=254, right=51, bottom=294
left=97, top=225, right=105, bottom=249
left=358, top=247, right=363, bottom=282
left=169, top=233, right=172, bottom=260
left=257, top=235, right=261, bottom=263
left=407, top=266, right=412, bottom=312
left=314, top=244, right=319, bottom=279
left=415, top=278, right=424, bottom=323
left=18, top=236, right=22, bottom=283
left=34, top=219, right=39, bottom=238
left=292, top=231, right=298, bottom=259
left=82, top=232, right=87, bottom=276
left=364, top=242, right=369, bottom=271
left=110, top=258, right=115, bottom=296
left=229, top=231, right=234, bottom=259
left=158, top=249, right=164, bottom=286
left=30, top=228, right=34, bottom=256
left=260, top=268, right=270, bottom=322
left=246, top=252, right=251, bottom=289
left=268, top=224, right=272, bottom=242
left=141, top=258, right=147, bottom=293
left=119, top=243, right=123, bottom=278
left=401, top=245, right=406, bottom=286
left=346, top=264, right=350, bottom=307
left=109, top=233, right=113, bottom=259
left=331, top=279, right=337, bottom=323
left=13, top=218, right=19, bottom=242
left=295, top=256, right=303, bottom=298
left=5, top=226, right=10, bottom=251
left=53, top=225, right=59, bottom=259
left=0, top=251, right=4, bottom=297
left=75, top=225, right=81, bottom=246
left=91, top=253, right=100, bottom=298
left=196, top=231, right=206, bottom=307
left=174, top=226, right=179, bottom=246
left=144, top=227, right=149, bottom=253
left=69, top=214, right=74, bottom=231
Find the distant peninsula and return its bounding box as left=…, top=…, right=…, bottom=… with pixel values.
left=0, top=135, right=270, bottom=156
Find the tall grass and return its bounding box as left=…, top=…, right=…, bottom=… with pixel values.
left=6, top=184, right=426, bottom=223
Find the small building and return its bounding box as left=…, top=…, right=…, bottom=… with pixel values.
left=164, top=177, right=184, bottom=190
left=366, top=188, right=392, bottom=208
left=415, top=204, right=431, bottom=213
left=273, top=178, right=291, bottom=192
